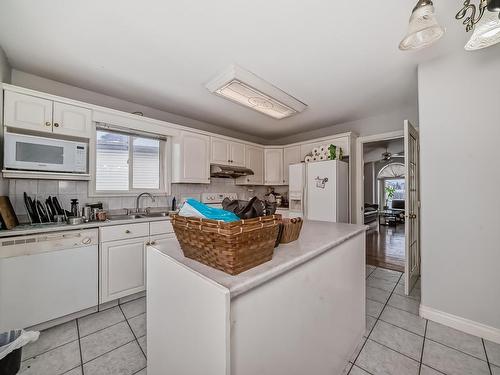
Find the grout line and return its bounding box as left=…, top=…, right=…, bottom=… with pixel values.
left=75, top=319, right=85, bottom=374
left=119, top=304, right=147, bottom=359
left=418, top=319, right=428, bottom=375
left=82, top=338, right=137, bottom=365
left=423, top=336, right=491, bottom=364
left=132, top=367, right=147, bottom=375
left=21, top=338, right=80, bottom=362
left=482, top=339, right=493, bottom=375
left=377, top=317, right=425, bottom=338
left=78, top=318, right=126, bottom=339
left=352, top=267, right=403, bottom=367
left=367, top=337, right=421, bottom=364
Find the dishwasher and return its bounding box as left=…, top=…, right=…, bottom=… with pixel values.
left=0, top=228, right=98, bottom=331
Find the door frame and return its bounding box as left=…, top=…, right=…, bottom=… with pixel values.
left=355, top=130, right=404, bottom=226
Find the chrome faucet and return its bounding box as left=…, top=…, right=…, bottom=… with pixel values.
left=136, top=192, right=155, bottom=213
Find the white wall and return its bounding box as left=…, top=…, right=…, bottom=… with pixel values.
left=10, top=70, right=266, bottom=144
left=418, top=49, right=500, bottom=333
left=0, top=46, right=10, bottom=83
left=273, top=105, right=418, bottom=145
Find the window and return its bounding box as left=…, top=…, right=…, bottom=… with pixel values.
left=94, top=129, right=166, bottom=194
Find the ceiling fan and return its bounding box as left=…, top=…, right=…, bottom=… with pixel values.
left=382, top=148, right=404, bottom=161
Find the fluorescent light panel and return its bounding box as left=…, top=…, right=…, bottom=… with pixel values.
left=206, top=65, right=307, bottom=120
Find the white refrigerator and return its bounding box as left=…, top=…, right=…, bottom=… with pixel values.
left=289, top=160, right=349, bottom=223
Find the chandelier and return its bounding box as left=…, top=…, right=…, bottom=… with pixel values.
left=399, top=0, right=500, bottom=51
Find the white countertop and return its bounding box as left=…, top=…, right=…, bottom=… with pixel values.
left=149, top=220, right=366, bottom=298
left=0, top=215, right=171, bottom=238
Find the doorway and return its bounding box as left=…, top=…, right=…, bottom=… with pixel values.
left=355, top=122, right=421, bottom=294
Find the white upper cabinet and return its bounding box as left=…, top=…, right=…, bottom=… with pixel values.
left=210, top=137, right=245, bottom=167
left=53, top=102, right=92, bottom=138
left=264, top=148, right=284, bottom=185
left=172, top=131, right=210, bottom=184
left=4, top=91, right=92, bottom=139
left=236, top=145, right=264, bottom=185
left=4, top=91, right=53, bottom=133
left=283, top=145, right=301, bottom=185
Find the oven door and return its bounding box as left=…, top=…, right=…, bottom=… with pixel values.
left=4, top=132, right=78, bottom=173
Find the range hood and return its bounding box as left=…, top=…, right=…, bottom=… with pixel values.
left=210, top=164, right=254, bottom=178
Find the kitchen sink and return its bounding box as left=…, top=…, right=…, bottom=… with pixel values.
left=144, top=212, right=169, bottom=217
left=108, top=214, right=145, bottom=221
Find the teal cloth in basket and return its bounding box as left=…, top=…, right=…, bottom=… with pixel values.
left=183, top=199, right=240, bottom=222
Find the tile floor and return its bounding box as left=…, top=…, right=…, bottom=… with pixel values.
left=19, top=297, right=147, bottom=375
left=345, top=265, right=500, bottom=375
left=16, top=266, right=500, bottom=375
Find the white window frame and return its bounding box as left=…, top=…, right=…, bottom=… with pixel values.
left=88, top=124, right=171, bottom=197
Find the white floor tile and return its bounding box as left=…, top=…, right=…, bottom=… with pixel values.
left=137, top=336, right=147, bottom=356
left=22, top=320, right=78, bottom=360
left=369, top=320, right=424, bottom=361
left=492, top=364, right=500, bottom=375
left=366, top=299, right=384, bottom=318
left=78, top=307, right=125, bottom=337
left=134, top=368, right=147, bottom=375
left=422, top=339, right=490, bottom=375
left=83, top=341, right=146, bottom=375
left=367, top=275, right=397, bottom=292
left=426, top=321, right=486, bottom=360
left=121, top=297, right=146, bottom=319
left=355, top=339, right=420, bottom=375
left=387, top=294, right=420, bottom=315
left=485, top=339, right=500, bottom=367
left=370, top=268, right=402, bottom=282
left=365, top=316, right=377, bottom=337
left=419, top=365, right=445, bottom=374
left=128, top=313, right=146, bottom=338
left=366, top=286, right=391, bottom=304
left=19, top=340, right=81, bottom=375
left=80, top=321, right=135, bottom=363
left=63, top=367, right=83, bottom=375
left=349, top=365, right=371, bottom=374
left=379, top=305, right=426, bottom=336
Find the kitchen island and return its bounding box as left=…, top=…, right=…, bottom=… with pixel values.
left=146, top=220, right=366, bottom=375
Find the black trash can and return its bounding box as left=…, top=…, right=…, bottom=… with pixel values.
left=0, top=330, right=26, bottom=375
left=0, top=347, right=22, bottom=375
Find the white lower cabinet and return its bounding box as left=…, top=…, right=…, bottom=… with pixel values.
left=99, top=220, right=174, bottom=304
left=100, top=236, right=148, bottom=303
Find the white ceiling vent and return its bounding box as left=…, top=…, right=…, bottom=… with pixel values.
left=206, top=65, right=307, bottom=120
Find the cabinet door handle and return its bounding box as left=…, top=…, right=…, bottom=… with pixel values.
left=146, top=241, right=150, bottom=245
left=125, top=230, right=131, bottom=233
left=45, top=122, right=52, bottom=127
left=54, top=122, right=59, bottom=127
left=151, top=241, right=156, bottom=245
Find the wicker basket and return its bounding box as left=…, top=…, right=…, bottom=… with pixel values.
left=279, top=217, right=303, bottom=244
left=171, top=214, right=281, bottom=275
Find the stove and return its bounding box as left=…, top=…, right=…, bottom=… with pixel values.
left=201, top=193, right=238, bottom=208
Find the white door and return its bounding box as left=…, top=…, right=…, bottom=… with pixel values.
left=283, top=146, right=301, bottom=184
left=53, top=102, right=92, bottom=138
left=237, top=145, right=264, bottom=185
left=404, top=120, right=420, bottom=294
left=211, top=137, right=230, bottom=165
left=4, top=91, right=53, bottom=133
left=230, top=141, right=246, bottom=167
left=264, top=148, right=284, bottom=185
left=306, top=160, right=338, bottom=222
left=182, top=132, right=210, bottom=183
left=100, top=237, right=148, bottom=303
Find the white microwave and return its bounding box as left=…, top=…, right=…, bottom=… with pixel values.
left=4, top=132, right=88, bottom=173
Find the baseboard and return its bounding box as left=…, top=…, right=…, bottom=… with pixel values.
left=420, top=304, right=500, bottom=344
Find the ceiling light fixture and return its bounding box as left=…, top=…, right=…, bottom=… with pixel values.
left=206, top=65, right=307, bottom=120
left=400, top=0, right=500, bottom=51
left=456, top=0, right=500, bottom=50
left=399, top=0, right=445, bottom=51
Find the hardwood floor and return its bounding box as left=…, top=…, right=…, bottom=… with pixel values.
left=366, top=224, right=405, bottom=272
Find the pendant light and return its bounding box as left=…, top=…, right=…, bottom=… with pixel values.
left=465, top=9, right=500, bottom=50
left=399, top=0, right=445, bottom=51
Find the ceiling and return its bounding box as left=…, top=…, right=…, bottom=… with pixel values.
left=0, top=1, right=471, bottom=140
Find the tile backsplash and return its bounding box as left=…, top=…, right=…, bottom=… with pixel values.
left=7, top=177, right=288, bottom=223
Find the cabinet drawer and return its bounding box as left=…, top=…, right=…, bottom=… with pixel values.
left=150, top=220, right=174, bottom=236
left=100, top=223, right=150, bottom=242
